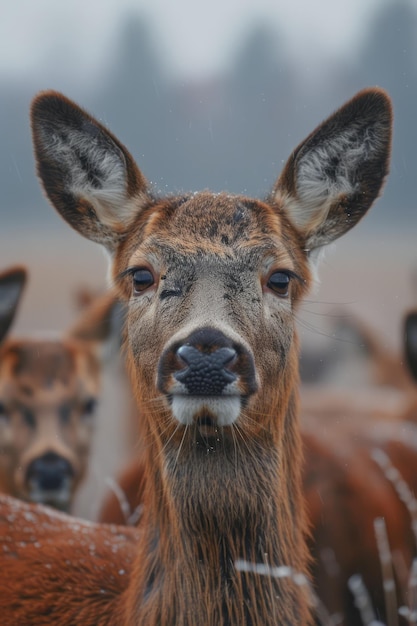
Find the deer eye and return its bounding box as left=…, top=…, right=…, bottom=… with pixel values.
left=267, top=271, right=291, bottom=296
left=132, top=269, right=154, bottom=295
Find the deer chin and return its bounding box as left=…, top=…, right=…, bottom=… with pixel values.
left=170, top=395, right=241, bottom=428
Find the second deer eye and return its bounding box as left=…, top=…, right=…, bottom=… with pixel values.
left=132, top=269, right=154, bottom=294
left=267, top=271, right=290, bottom=296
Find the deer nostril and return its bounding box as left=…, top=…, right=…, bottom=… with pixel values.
left=157, top=327, right=257, bottom=398
left=174, top=345, right=238, bottom=394
left=176, top=345, right=236, bottom=369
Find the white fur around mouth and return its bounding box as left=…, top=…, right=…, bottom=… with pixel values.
left=171, top=395, right=241, bottom=427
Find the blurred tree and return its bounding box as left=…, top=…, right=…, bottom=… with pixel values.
left=92, top=14, right=169, bottom=188
left=0, top=85, right=49, bottom=223
left=218, top=24, right=298, bottom=196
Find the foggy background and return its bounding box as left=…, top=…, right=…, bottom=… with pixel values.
left=1, top=0, right=416, bottom=519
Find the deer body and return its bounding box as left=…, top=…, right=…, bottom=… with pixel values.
left=0, top=87, right=391, bottom=624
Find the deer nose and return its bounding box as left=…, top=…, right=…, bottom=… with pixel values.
left=174, top=344, right=237, bottom=395
left=158, top=326, right=257, bottom=397
left=26, top=451, right=74, bottom=492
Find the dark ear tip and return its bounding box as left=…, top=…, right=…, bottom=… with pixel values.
left=0, top=266, right=27, bottom=289
left=352, top=87, right=393, bottom=122
left=31, top=90, right=64, bottom=115
left=30, top=91, right=84, bottom=129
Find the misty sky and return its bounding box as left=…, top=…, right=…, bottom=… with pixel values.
left=1, top=0, right=401, bottom=81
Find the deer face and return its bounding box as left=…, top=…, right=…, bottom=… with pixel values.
left=0, top=339, right=99, bottom=511
left=113, top=192, right=309, bottom=450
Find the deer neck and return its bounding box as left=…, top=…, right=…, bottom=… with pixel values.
left=122, top=388, right=311, bottom=625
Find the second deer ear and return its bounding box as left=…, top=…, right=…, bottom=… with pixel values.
left=272, top=88, right=392, bottom=259
left=31, top=91, right=150, bottom=253
left=68, top=289, right=125, bottom=346
left=405, top=311, right=417, bottom=382
left=0, top=266, right=27, bottom=344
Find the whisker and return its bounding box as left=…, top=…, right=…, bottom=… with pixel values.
left=159, top=422, right=183, bottom=460
left=233, top=423, right=257, bottom=462
left=174, top=425, right=188, bottom=467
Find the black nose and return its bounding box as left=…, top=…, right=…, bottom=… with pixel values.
left=158, top=327, right=257, bottom=397
left=175, top=344, right=237, bottom=395
left=26, top=451, right=74, bottom=491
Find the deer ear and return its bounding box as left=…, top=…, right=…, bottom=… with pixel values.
left=0, top=266, right=27, bottom=344
left=405, top=311, right=417, bottom=382
left=272, top=88, right=392, bottom=259
left=68, top=289, right=125, bottom=344
left=31, top=91, right=151, bottom=253
left=67, top=289, right=126, bottom=363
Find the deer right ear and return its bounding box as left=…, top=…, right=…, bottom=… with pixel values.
left=31, top=91, right=151, bottom=253
left=0, top=267, right=27, bottom=344
left=405, top=311, right=417, bottom=382
left=272, top=88, right=392, bottom=259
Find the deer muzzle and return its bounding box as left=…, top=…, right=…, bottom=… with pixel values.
left=157, top=326, right=257, bottom=427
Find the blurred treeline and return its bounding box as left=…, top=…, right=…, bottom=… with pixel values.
left=1, top=1, right=416, bottom=230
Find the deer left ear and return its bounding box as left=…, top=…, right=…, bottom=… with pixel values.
left=31, top=91, right=151, bottom=253
left=0, top=266, right=27, bottom=344
left=272, top=88, right=392, bottom=257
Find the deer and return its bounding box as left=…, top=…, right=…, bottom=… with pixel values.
left=0, top=87, right=392, bottom=625
left=0, top=265, right=119, bottom=513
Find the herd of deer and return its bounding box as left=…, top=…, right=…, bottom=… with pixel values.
left=0, top=86, right=416, bottom=625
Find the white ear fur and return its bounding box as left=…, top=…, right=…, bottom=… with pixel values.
left=274, top=88, right=392, bottom=259
left=31, top=91, right=150, bottom=250
left=285, top=124, right=374, bottom=232
left=45, top=126, right=133, bottom=229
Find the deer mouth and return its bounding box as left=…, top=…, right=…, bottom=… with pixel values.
left=196, top=414, right=219, bottom=437
left=170, top=394, right=241, bottom=427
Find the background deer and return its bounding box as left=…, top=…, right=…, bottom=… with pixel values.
left=0, top=265, right=119, bottom=513
left=0, top=87, right=391, bottom=624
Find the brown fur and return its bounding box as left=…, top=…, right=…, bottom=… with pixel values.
left=0, top=88, right=392, bottom=624
left=0, top=494, right=139, bottom=626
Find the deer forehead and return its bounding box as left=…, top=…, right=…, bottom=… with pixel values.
left=0, top=340, right=99, bottom=396
left=119, top=192, right=305, bottom=274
